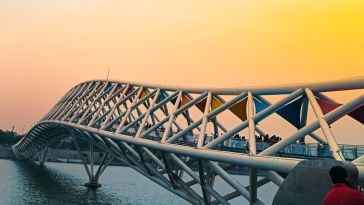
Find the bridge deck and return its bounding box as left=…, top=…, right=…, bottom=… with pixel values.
left=145, top=134, right=364, bottom=161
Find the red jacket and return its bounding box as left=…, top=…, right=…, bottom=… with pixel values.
left=324, top=183, right=364, bottom=205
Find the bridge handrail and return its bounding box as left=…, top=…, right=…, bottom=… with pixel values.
left=69, top=76, right=364, bottom=95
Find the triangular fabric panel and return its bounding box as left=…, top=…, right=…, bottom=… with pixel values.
left=114, top=85, right=124, bottom=95
left=125, top=87, right=134, bottom=102
left=317, top=98, right=341, bottom=115
left=104, top=84, right=114, bottom=94
left=139, top=89, right=149, bottom=99
left=211, top=96, right=224, bottom=111
left=317, top=98, right=363, bottom=124
left=157, top=92, right=166, bottom=104
left=106, top=83, right=113, bottom=90
left=277, top=97, right=304, bottom=128
left=348, top=104, right=364, bottom=124
left=180, top=94, right=191, bottom=108
left=254, top=98, right=270, bottom=113
left=125, top=87, right=134, bottom=96
left=195, top=99, right=207, bottom=112
left=229, top=98, right=248, bottom=121
left=170, top=94, right=177, bottom=105
left=116, top=84, right=123, bottom=91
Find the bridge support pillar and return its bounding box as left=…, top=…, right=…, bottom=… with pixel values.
left=38, top=147, right=49, bottom=167
left=249, top=168, right=258, bottom=205
left=72, top=134, right=113, bottom=188
left=84, top=142, right=101, bottom=188
left=84, top=181, right=101, bottom=188
left=198, top=159, right=217, bottom=204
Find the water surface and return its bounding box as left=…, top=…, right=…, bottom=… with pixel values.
left=0, top=159, right=276, bottom=204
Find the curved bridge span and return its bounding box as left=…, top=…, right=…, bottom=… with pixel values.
left=13, top=78, right=364, bottom=204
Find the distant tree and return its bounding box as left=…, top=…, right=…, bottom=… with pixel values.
left=0, top=128, right=101, bottom=151
left=0, top=129, right=22, bottom=145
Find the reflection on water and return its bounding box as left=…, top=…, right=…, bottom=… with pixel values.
left=1, top=160, right=118, bottom=204
left=0, top=159, right=184, bottom=204
left=0, top=159, right=276, bottom=204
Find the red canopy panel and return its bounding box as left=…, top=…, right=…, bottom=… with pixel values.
left=348, top=104, right=364, bottom=124
left=317, top=98, right=364, bottom=124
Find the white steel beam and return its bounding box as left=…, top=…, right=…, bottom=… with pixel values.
left=305, top=88, right=344, bottom=160
left=259, top=94, right=364, bottom=156
left=197, top=91, right=212, bottom=148
left=204, top=89, right=304, bottom=149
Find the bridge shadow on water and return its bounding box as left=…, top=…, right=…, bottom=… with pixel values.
left=12, top=160, right=127, bottom=205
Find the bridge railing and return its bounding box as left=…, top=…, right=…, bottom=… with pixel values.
left=123, top=128, right=364, bottom=160
left=276, top=143, right=364, bottom=160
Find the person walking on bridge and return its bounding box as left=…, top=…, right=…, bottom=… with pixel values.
left=324, top=166, right=364, bottom=205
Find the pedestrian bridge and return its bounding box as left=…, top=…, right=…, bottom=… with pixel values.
left=12, top=77, right=364, bottom=204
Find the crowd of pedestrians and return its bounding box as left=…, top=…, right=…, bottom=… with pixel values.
left=232, top=133, right=282, bottom=145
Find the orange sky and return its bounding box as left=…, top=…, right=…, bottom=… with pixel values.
left=0, top=1, right=363, bottom=139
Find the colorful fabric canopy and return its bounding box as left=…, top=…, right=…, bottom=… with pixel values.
left=125, top=87, right=134, bottom=96
left=114, top=85, right=124, bottom=95
left=316, top=98, right=341, bottom=115
left=125, top=87, right=134, bottom=102
left=139, top=89, right=149, bottom=99
left=317, top=98, right=364, bottom=124
left=195, top=99, right=207, bottom=112
left=254, top=97, right=303, bottom=128
left=211, top=96, right=224, bottom=111
left=157, top=92, right=166, bottom=104
left=106, top=83, right=113, bottom=90
left=180, top=94, right=191, bottom=108
left=229, top=98, right=248, bottom=121
left=210, top=96, right=223, bottom=121
left=276, top=97, right=304, bottom=128
left=254, top=98, right=269, bottom=114
left=348, top=104, right=364, bottom=124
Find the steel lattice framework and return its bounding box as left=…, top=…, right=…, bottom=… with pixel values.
left=13, top=77, right=364, bottom=204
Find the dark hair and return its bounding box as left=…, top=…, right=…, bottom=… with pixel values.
left=329, top=166, right=348, bottom=184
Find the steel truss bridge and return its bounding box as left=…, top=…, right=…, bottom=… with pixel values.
left=13, top=77, right=364, bottom=204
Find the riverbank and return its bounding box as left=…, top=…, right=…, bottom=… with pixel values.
left=4, top=145, right=252, bottom=175
left=1, top=145, right=254, bottom=175
left=0, top=145, right=15, bottom=159
left=0, top=145, right=126, bottom=165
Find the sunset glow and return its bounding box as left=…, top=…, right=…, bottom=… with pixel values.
left=0, top=0, right=363, bottom=132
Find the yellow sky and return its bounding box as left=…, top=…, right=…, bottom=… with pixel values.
left=0, top=0, right=363, bottom=136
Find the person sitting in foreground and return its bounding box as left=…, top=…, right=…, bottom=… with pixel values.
left=324, top=166, right=364, bottom=205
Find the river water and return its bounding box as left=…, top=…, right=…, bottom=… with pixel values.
left=0, top=159, right=277, bottom=204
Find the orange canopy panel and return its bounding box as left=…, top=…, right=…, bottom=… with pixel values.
left=229, top=98, right=248, bottom=121
left=211, top=96, right=224, bottom=111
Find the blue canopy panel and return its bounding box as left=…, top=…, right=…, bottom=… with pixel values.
left=277, top=97, right=304, bottom=128
left=254, top=97, right=304, bottom=128
left=254, top=98, right=269, bottom=114
left=157, top=91, right=167, bottom=104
